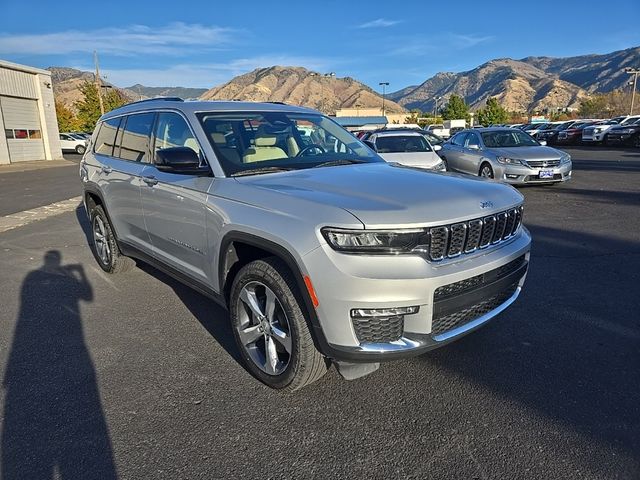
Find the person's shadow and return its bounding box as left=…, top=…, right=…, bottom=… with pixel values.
left=1, top=251, right=117, bottom=479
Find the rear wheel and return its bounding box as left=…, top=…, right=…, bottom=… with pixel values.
left=479, top=162, right=494, bottom=179
left=76, top=144, right=86, bottom=155
left=89, top=205, right=134, bottom=273
left=230, top=258, right=328, bottom=391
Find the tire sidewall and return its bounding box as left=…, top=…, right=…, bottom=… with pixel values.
left=480, top=162, right=494, bottom=179
left=230, top=262, right=305, bottom=390
left=76, top=145, right=86, bottom=154
left=90, top=206, right=116, bottom=272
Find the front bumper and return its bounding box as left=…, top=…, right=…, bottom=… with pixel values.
left=302, top=227, right=531, bottom=362
left=497, top=161, right=572, bottom=185
left=607, top=133, right=634, bottom=144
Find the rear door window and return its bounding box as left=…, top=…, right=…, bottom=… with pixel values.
left=117, top=113, right=155, bottom=162
left=94, top=117, right=121, bottom=156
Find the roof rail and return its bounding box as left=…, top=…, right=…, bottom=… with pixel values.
left=126, top=96, right=184, bottom=106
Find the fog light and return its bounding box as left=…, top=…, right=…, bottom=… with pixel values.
left=351, top=306, right=419, bottom=318
left=505, top=174, right=519, bottom=179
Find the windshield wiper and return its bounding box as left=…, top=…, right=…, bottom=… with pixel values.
left=231, top=166, right=294, bottom=177
left=312, top=159, right=365, bottom=168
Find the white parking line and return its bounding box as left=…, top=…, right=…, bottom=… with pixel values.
left=0, top=196, right=82, bottom=234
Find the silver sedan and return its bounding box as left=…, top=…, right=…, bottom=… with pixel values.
left=439, top=128, right=572, bottom=185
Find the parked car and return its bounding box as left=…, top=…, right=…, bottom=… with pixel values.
left=363, top=130, right=446, bottom=171
left=535, top=121, right=576, bottom=145
left=439, top=127, right=572, bottom=184
left=425, top=124, right=449, bottom=138
left=606, top=117, right=640, bottom=147
left=581, top=120, right=621, bottom=145
left=59, top=132, right=88, bottom=154
left=80, top=98, right=531, bottom=390
left=360, top=128, right=445, bottom=149
left=525, top=123, right=554, bottom=138
left=555, top=121, right=596, bottom=145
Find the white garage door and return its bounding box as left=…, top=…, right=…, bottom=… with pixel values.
left=1, top=96, right=45, bottom=162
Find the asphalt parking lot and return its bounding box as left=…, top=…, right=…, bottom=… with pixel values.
left=0, top=147, right=639, bottom=479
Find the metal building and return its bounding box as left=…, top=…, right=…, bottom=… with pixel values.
left=0, top=60, right=63, bottom=164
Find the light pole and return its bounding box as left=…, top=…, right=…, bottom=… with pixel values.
left=433, top=96, right=442, bottom=119
left=625, top=67, right=640, bottom=115
left=379, top=82, right=389, bottom=117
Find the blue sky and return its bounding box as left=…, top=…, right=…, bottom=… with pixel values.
left=1, top=0, right=638, bottom=92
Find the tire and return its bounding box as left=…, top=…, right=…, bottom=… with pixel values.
left=479, top=162, right=494, bottom=179
left=76, top=144, right=86, bottom=155
left=441, top=157, right=449, bottom=171
left=89, top=205, right=135, bottom=274
left=230, top=257, right=329, bottom=391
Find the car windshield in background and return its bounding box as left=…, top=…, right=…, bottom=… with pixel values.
left=481, top=130, right=539, bottom=148
left=376, top=135, right=433, bottom=153
left=196, top=111, right=381, bottom=176
left=556, top=122, right=573, bottom=130
left=423, top=131, right=443, bottom=145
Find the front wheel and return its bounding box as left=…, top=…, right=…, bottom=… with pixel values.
left=230, top=258, right=328, bottom=391
left=479, top=162, right=494, bottom=179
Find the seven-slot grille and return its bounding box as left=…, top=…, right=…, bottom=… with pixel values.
left=428, top=206, right=523, bottom=261
left=524, top=159, right=560, bottom=168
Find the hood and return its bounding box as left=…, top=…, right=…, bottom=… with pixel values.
left=378, top=151, right=442, bottom=168
left=235, top=163, right=523, bottom=228
left=487, top=145, right=562, bottom=161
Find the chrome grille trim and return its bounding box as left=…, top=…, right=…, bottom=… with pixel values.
left=427, top=206, right=524, bottom=261
left=525, top=159, right=561, bottom=168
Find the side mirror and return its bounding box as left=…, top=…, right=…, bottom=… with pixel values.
left=155, top=147, right=210, bottom=175
left=363, top=140, right=377, bottom=152
left=433, top=144, right=442, bottom=151
left=539, top=140, right=547, bottom=146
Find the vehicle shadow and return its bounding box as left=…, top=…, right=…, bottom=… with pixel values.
left=421, top=224, right=640, bottom=464
left=135, top=263, right=243, bottom=365
left=1, top=251, right=117, bottom=479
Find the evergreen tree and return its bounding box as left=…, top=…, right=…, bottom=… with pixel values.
left=75, top=81, right=128, bottom=131
left=441, top=94, right=470, bottom=121
left=476, top=98, right=509, bottom=126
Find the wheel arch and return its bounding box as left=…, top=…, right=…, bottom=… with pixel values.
left=218, top=231, right=331, bottom=355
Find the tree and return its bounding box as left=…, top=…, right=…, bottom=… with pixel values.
left=476, top=97, right=509, bottom=126
left=55, top=101, right=80, bottom=132
left=75, top=80, right=128, bottom=131
left=441, top=94, right=470, bottom=121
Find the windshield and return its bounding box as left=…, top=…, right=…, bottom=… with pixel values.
left=423, top=131, right=443, bottom=145
left=196, top=111, right=381, bottom=175
left=375, top=135, right=433, bottom=153
left=481, top=130, right=540, bottom=148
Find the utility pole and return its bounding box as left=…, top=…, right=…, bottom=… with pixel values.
left=434, top=96, right=442, bottom=119
left=625, top=67, right=639, bottom=115
left=379, top=82, right=389, bottom=117
left=94, top=50, right=105, bottom=116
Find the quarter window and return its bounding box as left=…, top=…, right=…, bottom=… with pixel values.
left=153, top=112, right=201, bottom=159
left=94, top=117, right=121, bottom=156
left=117, top=113, right=155, bottom=162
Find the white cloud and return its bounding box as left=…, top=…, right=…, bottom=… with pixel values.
left=448, top=33, right=494, bottom=49
left=0, top=23, right=237, bottom=56
left=75, top=55, right=336, bottom=88
left=357, top=18, right=401, bottom=29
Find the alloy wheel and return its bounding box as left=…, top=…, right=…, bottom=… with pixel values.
left=480, top=165, right=494, bottom=179
left=92, top=215, right=111, bottom=266
left=236, top=281, right=292, bottom=376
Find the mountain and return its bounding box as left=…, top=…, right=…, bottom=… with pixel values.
left=390, top=46, right=639, bottom=113
left=124, top=84, right=207, bottom=100
left=48, top=67, right=138, bottom=112
left=199, top=66, right=406, bottom=114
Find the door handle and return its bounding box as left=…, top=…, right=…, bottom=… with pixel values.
left=142, top=175, right=158, bottom=186
left=101, top=165, right=113, bottom=174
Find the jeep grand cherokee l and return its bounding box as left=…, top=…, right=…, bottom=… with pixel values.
left=80, top=98, right=531, bottom=391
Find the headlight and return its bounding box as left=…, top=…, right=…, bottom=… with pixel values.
left=623, top=128, right=635, bottom=134
left=432, top=160, right=446, bottom=171
left=322, top=227, right=428, bottom=254
left=496, top=156, right=524, bottom=165
left=560, top=153, right=571, bottom=164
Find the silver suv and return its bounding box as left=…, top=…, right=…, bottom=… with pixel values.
left=80, top=99, right=531, bottom=390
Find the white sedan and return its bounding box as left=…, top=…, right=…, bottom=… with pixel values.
left=59, top=133, right=88, bottom=154
left=364, top=130, right=446, bottom=171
